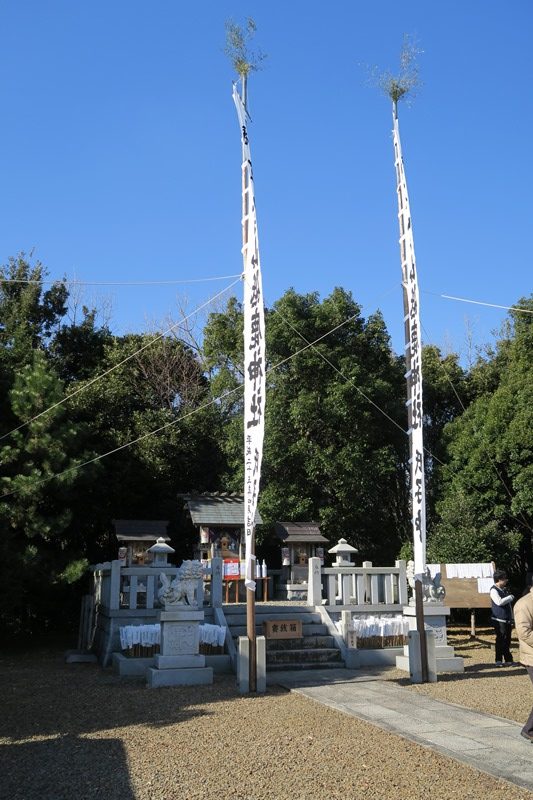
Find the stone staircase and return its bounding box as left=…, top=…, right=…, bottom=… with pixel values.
left=223, top=603, right=344, bottom=672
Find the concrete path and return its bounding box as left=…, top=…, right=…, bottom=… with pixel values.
left=268, top=668, right=533, bottom=793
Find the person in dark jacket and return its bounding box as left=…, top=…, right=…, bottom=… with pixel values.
left=490, top=569, right=515, bottom=665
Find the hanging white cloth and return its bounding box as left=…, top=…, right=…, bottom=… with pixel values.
left=119, top=623, right=161, bottom=650
left=445, top=563, right=493, bottom=579
left=477, top=577, right=494, bottom=594
left=199, top=624, right=226, bottom=647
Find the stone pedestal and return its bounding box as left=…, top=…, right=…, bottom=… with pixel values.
left=146, top=608, right=213, bottom=688
left=407, top=629, right=437, bottom=683
left=237, top=635, right=266, bottom=694
left=396, top=604, right=464, bottom=674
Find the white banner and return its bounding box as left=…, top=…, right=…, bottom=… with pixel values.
left=393, top=110, right=426, bottom=575
left=233, top=85, right=266, bottom=591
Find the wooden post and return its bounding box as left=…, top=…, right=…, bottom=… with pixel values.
left=247, top=549, right=257, bottom=692
left=470, top=608, right=476, bottom=639
left=414, top=578, right=429, bottom=683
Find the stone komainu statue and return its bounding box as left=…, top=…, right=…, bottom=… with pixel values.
left=158, top=560, right=203, bottom=608
left=406, top=560, right=446, bottom=603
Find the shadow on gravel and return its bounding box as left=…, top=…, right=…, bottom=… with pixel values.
left=1, top=648, right=249, bottom=741
left=434, top=665, right=526, bottom=683
left=0, top=735, right=135, bottom=800
left=386, top=664, right=527, bottom=688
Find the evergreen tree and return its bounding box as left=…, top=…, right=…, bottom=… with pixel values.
left=429, top=298, right=533, bottom=573
left=0, top=351, right=96, bottom=636
left=203, top=288, right=409, bottom=562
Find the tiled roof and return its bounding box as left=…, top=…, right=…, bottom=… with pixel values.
left=180, top=493, right=262, bottom=527
left=274, top=521, right=329, bottom=544
left=113, top=519, right=170, bottom=541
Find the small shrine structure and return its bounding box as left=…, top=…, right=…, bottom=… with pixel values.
left=275, top=521, right=329, bottom=600
left=180, top=493, right=262, bottom=577
left=113, top=519, right=170, bottom=566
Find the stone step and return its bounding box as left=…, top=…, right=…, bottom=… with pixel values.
left=222, top=604, right=311, bottom=615
left=266, top=648, right=342, bottom=666
left=223, top=610, right=322, bottom=625
left=267, top=661, right=344, bottom=672
left=266, top=635, right=335, bottom=651
left=230, top=623, right=329, bottom=638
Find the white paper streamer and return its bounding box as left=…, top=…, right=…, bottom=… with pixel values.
left=393, top=109, right=426, bottom=575
left=233, top=85, right=266, bottom=592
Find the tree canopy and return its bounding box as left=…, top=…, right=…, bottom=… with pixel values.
left=1, top=254, right=531, bottom=636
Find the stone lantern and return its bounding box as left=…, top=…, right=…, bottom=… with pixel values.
left=148, top=537, right=175, bottom=568
left=328, top=538, right=358, bottom=566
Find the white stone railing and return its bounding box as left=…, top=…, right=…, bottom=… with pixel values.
left=307, top=557, right=408, bottom=612
left=92, top=558, right=224, bottom=612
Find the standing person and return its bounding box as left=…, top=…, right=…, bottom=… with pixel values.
left=490, top=569, right=514, bottom=665
left=513, top=585, right=533, bottom=741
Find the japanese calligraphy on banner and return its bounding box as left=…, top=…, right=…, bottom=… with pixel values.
left=393, top=111, right=426, bottom=575
left=233, top=85, right=266, bottom=591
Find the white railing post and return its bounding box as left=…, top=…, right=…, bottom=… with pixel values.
left=370, top=574, right=379, bottom=604
left=356, top=573, right=365, bottom=604
left=327, top=574, right=337, bottom=605
left=341, top=610, right=352, bottom=640
left=128, top=575, right=138, bottom=610
left=362, top=561, right=372, bottom=604
left=341, top=573, right=351, bottom=605
left=396, top=559, right=409, bottom=606
left=385, top=573, right=394, bottom=604
left=307, top=558, right=322, bottom=606
left=146, top=574, right=155, bottom=609
left=109, top=559, right=121, bottom=610
left=196, top=574, right=205, bottom=607
left=211, top=557, right=223, bottom=607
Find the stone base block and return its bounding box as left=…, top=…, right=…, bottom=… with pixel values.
left=205, top=654, right=232, bottom=673
left=435, top=656, right=464, bottom=672
left=435, top=645, right=455, bottom=658
left=395, top=655, right=409, bottom=672
left=356, top=647, right=404, bottom=667
left=146, top=666, right=213, bottom=688
left=396, top=655, right=464, bottom=674
left=400, top=643, right=456, bottom=659
left=112, top=653, right=231, bottom=676
left=113, top=653, right=154, bottom=676
left=154, top=654, right=205, bottom=669
left=237, top=635, right=267, bottom=694
left=159, top=609, right=204, bottom=622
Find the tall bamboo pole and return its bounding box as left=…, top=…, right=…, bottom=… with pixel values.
left=239, top=73, right=257, bottom=693
left=392, top=98, right=427, bottom=576
left=392, top=97, right=429, bottom=682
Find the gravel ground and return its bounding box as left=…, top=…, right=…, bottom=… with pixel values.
left=1, top=629, right=533, bottom=800
left=383, top=625, right=533, bottom=725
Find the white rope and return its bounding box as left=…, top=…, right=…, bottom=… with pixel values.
left=0, top=273, right=242, bottom=287
left=440, top=294, right=533, bottom=315
left=0, top=278, right=241, bottom=443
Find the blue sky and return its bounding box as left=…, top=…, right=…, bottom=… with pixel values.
left=1, top=1, right=531, bottom=362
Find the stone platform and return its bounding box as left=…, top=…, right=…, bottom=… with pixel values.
left=395, top=605, right=464, bottom=674
left=146, top=607, right=213, bottom=688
